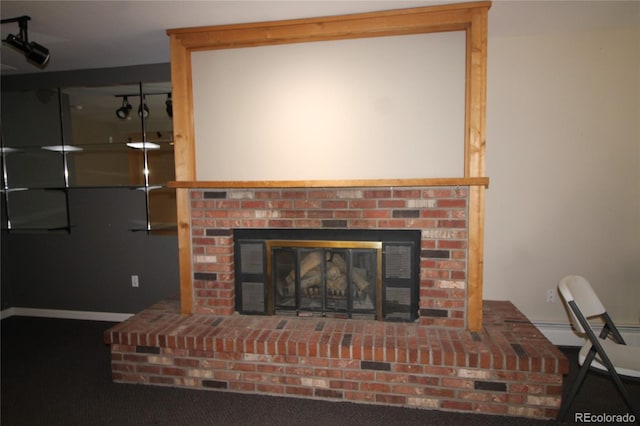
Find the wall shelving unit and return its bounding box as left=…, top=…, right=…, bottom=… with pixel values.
left=1, top=82, right=176, bottom=233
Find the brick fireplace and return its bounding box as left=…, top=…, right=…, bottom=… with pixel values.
left=189, top=185, right=469, bottom=328
left=106, top=3, right=569, bottom=418
left=105, top=183, right=569, bottom=419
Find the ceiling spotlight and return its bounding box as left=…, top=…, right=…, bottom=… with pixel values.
left=165, top=93, right=173, bottom=118
left=138, top=96, right=149, bottom=118
left=116, top=96, right=133, bottom=119
left=1, top=16, right=50, bottom=68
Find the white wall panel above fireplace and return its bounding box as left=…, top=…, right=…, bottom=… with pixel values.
left=191, top=31, right=465, bottom=181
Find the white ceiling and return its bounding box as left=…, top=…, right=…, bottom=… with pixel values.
left=1, top=1, right=638, bottom=76
left=0, top=0, right=444, bottom=75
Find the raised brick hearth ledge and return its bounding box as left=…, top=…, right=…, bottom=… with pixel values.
left=105, top=300, right=568, bottom=419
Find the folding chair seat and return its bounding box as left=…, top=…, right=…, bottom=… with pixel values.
left=557, top=275, right=640, bottom=423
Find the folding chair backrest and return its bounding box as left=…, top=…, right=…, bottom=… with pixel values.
left=558, top=275, right=606, bottom=334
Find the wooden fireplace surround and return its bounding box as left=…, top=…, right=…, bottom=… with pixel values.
left=166, top=1, right=491, bottom=331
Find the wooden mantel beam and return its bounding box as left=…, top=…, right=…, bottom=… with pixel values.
left=168, top=177, right=489, bottom=189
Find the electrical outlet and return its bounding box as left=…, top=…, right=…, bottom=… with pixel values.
left=131, top=275, right=139, bottom=288
left=546, top=289, right=556, bottom=303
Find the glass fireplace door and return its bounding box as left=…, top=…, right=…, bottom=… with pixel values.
left=269, top=241, right=381, bottom=319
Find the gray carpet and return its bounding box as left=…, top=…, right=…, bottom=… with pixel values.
left=1, top=316, right=638, bottom=426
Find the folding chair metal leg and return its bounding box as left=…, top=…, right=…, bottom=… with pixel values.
left=579, top=314, right=640, bottom=421
left=561, top=301, right=640, bottom=424
left=600, top=353, right=640, bottom=422
left=557, top=346, right=597, bottom=422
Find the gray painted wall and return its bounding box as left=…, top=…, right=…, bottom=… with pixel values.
left=2, top=188, right=179, bottom=313
left=1, top=63, right=179, bottom=314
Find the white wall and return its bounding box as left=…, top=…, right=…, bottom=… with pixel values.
left=191, top=31, right=465, bottom=180
left=484, top=1, right=640, bottom=325
left=188, top=1, right=640, bottom=326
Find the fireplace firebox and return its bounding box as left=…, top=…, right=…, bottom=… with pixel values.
left=234, top=229, right=420, bottom=321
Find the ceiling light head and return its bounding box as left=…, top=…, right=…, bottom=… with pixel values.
left=138, top=97, right=149, bottom=119
left=24, top=40, right=50, bottom=66
left=1, top=16, right=50, bottom=68
left=116, top=96, right=133, bottom=119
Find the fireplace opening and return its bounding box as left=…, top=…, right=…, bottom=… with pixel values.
left=270, top=241, right=381, bottom=319
left=234, top=229, right=420, bottom=322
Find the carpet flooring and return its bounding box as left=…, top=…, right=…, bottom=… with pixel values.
left=1, top=316, right=638, bottom=426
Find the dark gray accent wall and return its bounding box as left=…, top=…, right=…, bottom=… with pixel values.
left=2, top=188, right=178, bottom=313
left=1, top=211, right=10, bottom=310
left=1, top=63, right=179, bottom=314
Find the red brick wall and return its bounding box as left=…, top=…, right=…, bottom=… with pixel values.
left=189, top=186, right=468, bottom=327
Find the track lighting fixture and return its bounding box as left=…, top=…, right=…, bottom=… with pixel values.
left=114, top=92, right=172, bottom=120
left=1, top=16, right=50, bottom=68
left=115, top=96, right=133, bottom=119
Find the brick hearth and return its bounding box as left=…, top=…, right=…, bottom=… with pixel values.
left=105, top=300, right=568, bottom=419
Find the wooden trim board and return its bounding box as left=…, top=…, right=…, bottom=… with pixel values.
left=168, top=177, right=489, bottom=189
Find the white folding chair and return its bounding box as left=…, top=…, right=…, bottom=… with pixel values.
left=557, top=275, right=640, bottom=422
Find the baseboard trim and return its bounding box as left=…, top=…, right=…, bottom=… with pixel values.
left=0, top=307, right=132, bottom=323
left=534, top=321, right=640, bottom=346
